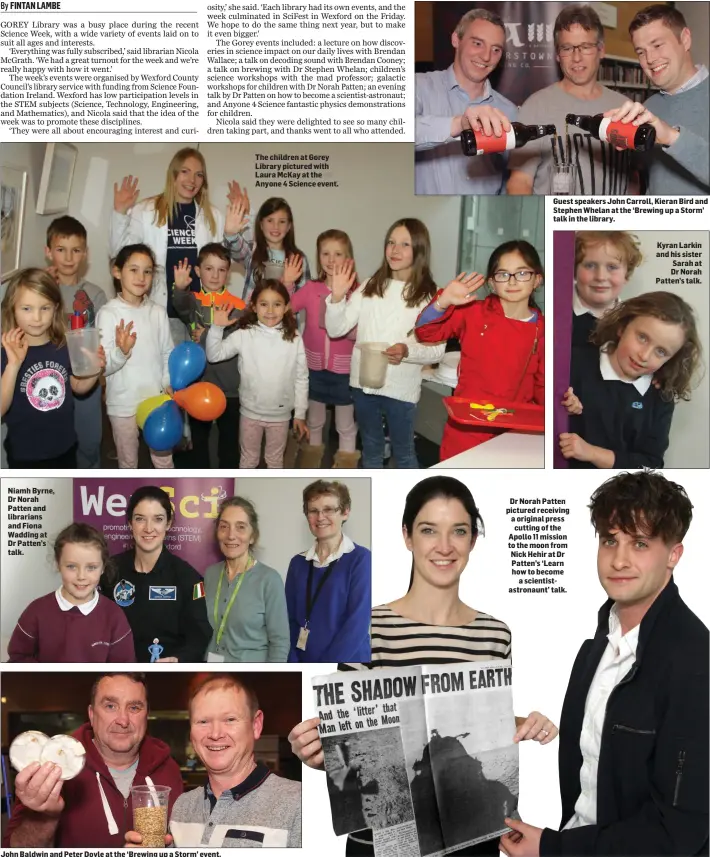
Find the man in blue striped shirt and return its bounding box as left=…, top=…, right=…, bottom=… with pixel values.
left=415, top=8, right=518, bottom=195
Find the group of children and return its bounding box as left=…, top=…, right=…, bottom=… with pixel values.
left=0, top=191, right=552, bottom=468
left=560, top=231, right=702, bottom=468
left=2, top=192, right=702, bottom=471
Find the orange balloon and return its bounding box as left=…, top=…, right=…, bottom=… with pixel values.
left=173, top=382, right=227, bottom=421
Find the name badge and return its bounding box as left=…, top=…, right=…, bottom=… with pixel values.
left=206, top=652, right=225, bottom=663
left=149, top=586, right=177, bottom=601
left=297, top=626, right=310, bottom=651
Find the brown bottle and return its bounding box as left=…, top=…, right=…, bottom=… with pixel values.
left=461, top=122, right=556, bottom=156
left=565, top=113, right=656, bottom=151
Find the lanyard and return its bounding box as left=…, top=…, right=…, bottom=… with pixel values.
left=305, top=558, right=340, bottom=627
left=214, top=558, right=254, bottom=645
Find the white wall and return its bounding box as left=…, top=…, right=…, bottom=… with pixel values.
left=1, top=142, right=56, bottom=271
left=235, top=474, right=371, bottom=576
left=17, top=142, right=460, bottom=297
left=676, top=2, right=709, bottom=68
left=625, top=230, right=709, bottom=469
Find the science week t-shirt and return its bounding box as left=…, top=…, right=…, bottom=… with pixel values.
left=0, top=341, right=76, bottom=461
left=166, top=201, right=199, bottom=318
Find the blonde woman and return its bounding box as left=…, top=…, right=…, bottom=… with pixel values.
left=109, top=148, right=247, bottom=342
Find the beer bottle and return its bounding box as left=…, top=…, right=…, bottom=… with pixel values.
left=565, top=113, right=656, bottom=151
left=460, top=122, right=556, bottom=156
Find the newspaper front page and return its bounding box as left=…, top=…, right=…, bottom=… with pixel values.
left=314, top=663, right=517, bottom=857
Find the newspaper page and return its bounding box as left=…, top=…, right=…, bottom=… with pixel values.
left=313, top=662, right=517, bottom=857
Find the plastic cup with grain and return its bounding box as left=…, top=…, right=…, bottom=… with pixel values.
left=131, top=784, right=171, bottom=848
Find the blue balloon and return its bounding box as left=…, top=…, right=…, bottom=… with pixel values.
left=169, top=342, right=206, bottom=391
left=143, top=401, right=183, bottom=451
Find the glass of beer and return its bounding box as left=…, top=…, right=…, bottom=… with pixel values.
left=550, top=164, right=577, bottom=195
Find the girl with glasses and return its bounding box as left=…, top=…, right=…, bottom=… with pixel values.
left=415, top=240, right=545, bottom=461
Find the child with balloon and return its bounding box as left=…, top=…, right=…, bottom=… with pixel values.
left=97, top=244, right=175, bottom=469
left=172, top=243, right=245, bottom=469
left=206, top=279, right=309, bottom=468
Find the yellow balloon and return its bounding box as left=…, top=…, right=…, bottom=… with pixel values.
left=136, top=394, right=171, bottom=430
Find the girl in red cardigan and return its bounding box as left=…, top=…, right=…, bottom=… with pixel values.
left=416, top=240, right=544, bottom=462
left=7, top=523, right=135, bottom=662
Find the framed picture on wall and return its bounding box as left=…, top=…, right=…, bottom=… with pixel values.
left=1, top=164, right=28, bottom=280
left=36, top=142, right=77, bottom=215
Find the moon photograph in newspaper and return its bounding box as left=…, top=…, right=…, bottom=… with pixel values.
left=322, top=727, right=414, bottom=836
left=399, top=674, right=518, bottom=855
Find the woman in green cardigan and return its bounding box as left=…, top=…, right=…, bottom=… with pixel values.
left=203, top=496, right=289, bottom=662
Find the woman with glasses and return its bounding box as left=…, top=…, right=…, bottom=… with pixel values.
left=203, top=495, right=290, bottom=662
left=415, top=240, right=544, bottom=461
left=285, top=479, right=372, bottom=662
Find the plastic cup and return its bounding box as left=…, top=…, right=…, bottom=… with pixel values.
left=131, top=784, right=170, bottom=848
left=357, top=342, right=390, bottom=389
left=66, top=328, right=101, bottom=378
left=263, top=260, right=285, bottom=281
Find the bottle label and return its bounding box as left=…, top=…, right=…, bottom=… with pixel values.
left=476, top=127, right=516, bottom=155
left=598, top=118, right=637, bottom=150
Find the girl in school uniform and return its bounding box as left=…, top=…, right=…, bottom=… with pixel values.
left=560, top=291, right=702, bottom=468
left=8, top=523, right=135, bottom=663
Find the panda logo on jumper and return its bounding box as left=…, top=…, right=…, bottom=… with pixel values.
left=25, top=367, right=66, bottom=412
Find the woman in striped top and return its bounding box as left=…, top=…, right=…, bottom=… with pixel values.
left=289, top=476, right=558, bottom=855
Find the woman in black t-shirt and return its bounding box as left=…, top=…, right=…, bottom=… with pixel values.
left=101, top=485, right=211, bottom=663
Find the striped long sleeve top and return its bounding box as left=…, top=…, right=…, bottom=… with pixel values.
left=340, top=603, right=511, bottom=669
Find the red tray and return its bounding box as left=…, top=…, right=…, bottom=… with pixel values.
left=444, top=397, right=545, bottom=433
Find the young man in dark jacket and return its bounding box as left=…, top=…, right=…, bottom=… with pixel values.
left=4, top=674, right=184, bottom=848
left=500, top=470, right=708, bottom=857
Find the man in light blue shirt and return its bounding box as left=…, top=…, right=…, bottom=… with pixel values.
left=416, top=8, right=518, bottom=195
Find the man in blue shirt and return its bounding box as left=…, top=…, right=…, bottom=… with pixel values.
left=416, top=8, right=518, bottom=195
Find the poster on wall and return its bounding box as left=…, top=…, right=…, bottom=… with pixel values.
left=74, top=477, right=232, bottom=573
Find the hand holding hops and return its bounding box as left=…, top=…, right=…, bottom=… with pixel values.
left=10, top=731, right=86, bottom=780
